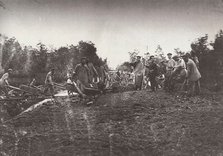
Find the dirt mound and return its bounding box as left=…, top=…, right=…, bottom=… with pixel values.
left=1, top=90, right=223, bottom=156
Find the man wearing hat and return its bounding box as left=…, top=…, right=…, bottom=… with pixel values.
left=166, top=55, right=187, bottom=92
left=132, top=56, right=144, bottom=90
left=0, top=69, right=12, bottom=96
left=166, top=53, right=175, bottom=71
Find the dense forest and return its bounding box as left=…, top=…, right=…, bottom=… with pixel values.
left=0, top=34, right=108, bottom=84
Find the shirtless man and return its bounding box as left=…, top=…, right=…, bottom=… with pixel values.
left=0, top=69, right=12, bottom=96
left=43, top=68, right=55, bottom=96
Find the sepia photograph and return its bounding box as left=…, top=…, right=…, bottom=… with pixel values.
left=0, top=0, right=223, bottom=155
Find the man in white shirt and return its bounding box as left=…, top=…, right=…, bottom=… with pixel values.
left=172, top=55, right=187, bottom=81
left=166, top=53, right=176, bottom=72
left=164, top=53, right=176, bottom=91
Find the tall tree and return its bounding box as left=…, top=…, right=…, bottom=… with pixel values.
left=77, top=41, right=100, bottom=66
left=128, top=51, right=139, bottom=63
left=154, top=45, right=165, bottom=59
left=1, top=37, right=16, bottom=70
left=191, top=34, right=209, bottom=57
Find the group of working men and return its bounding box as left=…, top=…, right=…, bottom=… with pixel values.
left=0, top=57, right=106, bottom=98
left=131, top=52, right=201, bottom=96
left=43, top=57, right=107, bottom=98
left=0, top=68, right=57, bottom=97
left=0, top=52, right=201, bottom=98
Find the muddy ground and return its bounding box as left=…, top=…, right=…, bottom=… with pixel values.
left=1, top=89, right=223, bottom=156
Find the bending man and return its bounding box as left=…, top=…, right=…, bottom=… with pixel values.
left=0, top=69, right=12, bottom=97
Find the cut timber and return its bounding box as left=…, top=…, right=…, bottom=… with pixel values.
left=54, top=90, right=77, bottom=97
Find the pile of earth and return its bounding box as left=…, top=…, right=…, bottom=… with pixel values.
left=1, top=89, right=223, bottom=156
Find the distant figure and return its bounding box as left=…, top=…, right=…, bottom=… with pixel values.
left=74, top=57, right=90, bottom=88
left=98, top=64, right=108, bottom=87
left=0, top=69, right=12, bottom=96
left=44, top=68, right=55, bottom=96
left=164, top=53, right=176, bottom=91
left=147, top=56, right=159, bottom=92
left=116, top=70, right=121, bottom=81
left=183, top=54, right=201, bottom=96
left=132, top=56, right=144, bottom=90
left=86, top=59, right=98, bottom=83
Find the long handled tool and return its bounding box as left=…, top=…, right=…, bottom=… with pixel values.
left=8, top=85, right=29, bottom=93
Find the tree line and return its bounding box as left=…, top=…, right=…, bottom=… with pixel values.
left=0, top=34, right=108, bottom=84
left=191, top=30, right=223, bottom=89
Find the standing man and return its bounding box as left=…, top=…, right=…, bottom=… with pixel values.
left=132, top=56, right=144, bottom=90
left=164, top=53, right=176, bottom=91
left=182, top=54, right=201, bottom=96
left=190, top=51, right=199, bottom=69
left=0, top=69, right=12, bottom=96
left=74, top=57, right=90, bottom=89
left=147, top=56, right=159, bottom=92
left=86, top=59, right=98, bottom=84
left=166, top=53, right=176, bottom=72
left=44, top=68, right=55, bottom=96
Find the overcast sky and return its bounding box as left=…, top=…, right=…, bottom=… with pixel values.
left=0, top=0, right=223, bottom=68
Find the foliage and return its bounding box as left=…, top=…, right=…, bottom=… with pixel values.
left=0, top=37, right=107, bottom=83
left=154, top=45, right=165, bottom=59
left=191, top=31, right=223, bottom=87
left=174, top=48, right=185, bottom=56
left=117, top=61, right=132, bottom=72
left=191, top=34, right=209, bottom=57
left=128, top=51, right=139, bottom=63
